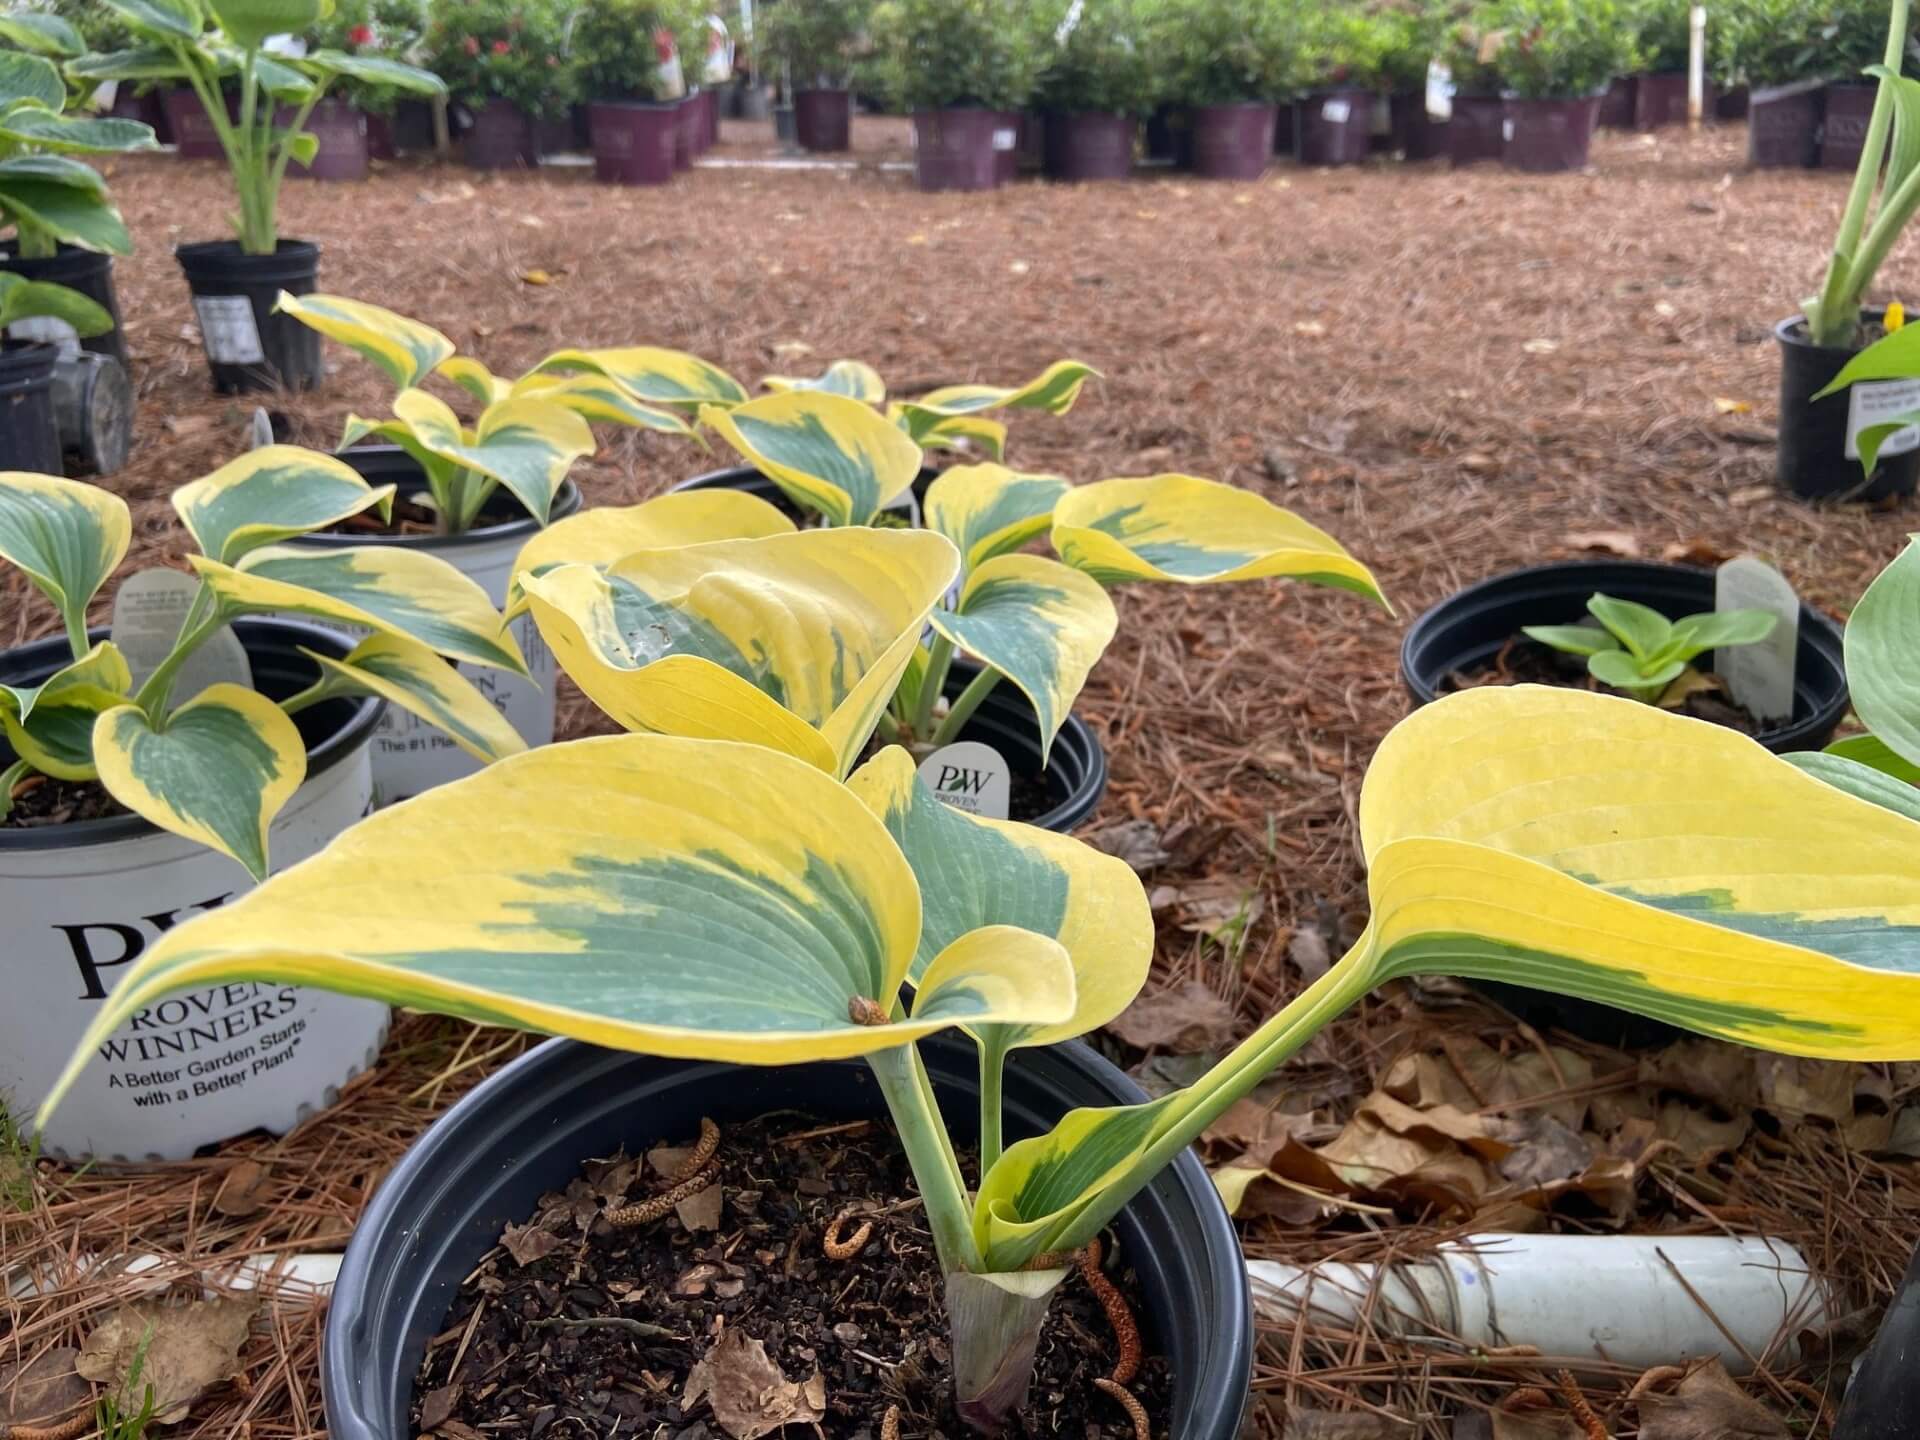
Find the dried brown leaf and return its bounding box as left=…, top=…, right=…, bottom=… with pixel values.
left=680, top=1327, right=826, bottom=1440
left=0, top=1347, right=88, bottom=1428
left=500, top=1221, right=563, bottom=1267
left=1637, top=1359, right=1788, bottom=1439
left=419, top=1383, right=461, bottom=1431
left=1106, top=980, right=1238, bottom=1054
left=77, top=1295, right=256, bottom=1424
left=211, top=1159, right=270, bottom=1217
left=676, top=1181, right=724, bottom=1233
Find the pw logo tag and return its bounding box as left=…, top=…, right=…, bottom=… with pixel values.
left=916, top=741, right=1012, bottom=820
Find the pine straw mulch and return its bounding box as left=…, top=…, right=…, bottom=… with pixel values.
left=6, top=114, right=1920, bottom=1438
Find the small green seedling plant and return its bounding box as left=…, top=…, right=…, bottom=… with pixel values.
left=1523, top=592, right=1778, bottom=702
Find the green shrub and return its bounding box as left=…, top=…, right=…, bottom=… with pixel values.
left=570, top=0, right=678, bottom=101
left=868, top=0, right=1044, bottom=112
left=1440, top=12, right=1505, bottom=93
left=1816, top=0, right=1918, bottom=80
left=1150, top=0, right=1304, bottom=104
left=1033, top=0, right=1159, bottom=114
left=1475, top=0, right=1636, bottom=97
left=424, top=0, right=574, bottom=118
left=759, top=0, right=871, bottom=90
left=1376, top=0, right=1445, bottom=93
left=1299, top=5, right=1400, bottom=90
left=311, top=0, right=430, bottom=113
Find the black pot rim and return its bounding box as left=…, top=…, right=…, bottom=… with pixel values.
left=1399, top=558, right=1849, bottom=748
left=0, top=239, right=113, bottom=269
left=0, top=342, right=58, bottom=377
left=175, top=236, right=320, bottom=264
left=300, top=445, right=584, bottom=551
left=1774, top=307, right=1894, bottom=358
left=0, top=616, right=382, bottom=851
left=323, top=1034, right=1252, bottom=1440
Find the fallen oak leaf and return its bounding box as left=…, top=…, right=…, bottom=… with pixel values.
left=77, top=1295, right=256, bottom=1424
left=0, top=1346, right=89, bottom=1429
left=1106, top=980, right=1238, bottom=1054
left=681, top=1326, right=826, bottom=1440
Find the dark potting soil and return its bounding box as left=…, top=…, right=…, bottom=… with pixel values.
left=410, top=1112, right=1169, bottom=1439
left=1442, top=635, right=1764, bottom=735
left=1, top=773, right=128, bottom=828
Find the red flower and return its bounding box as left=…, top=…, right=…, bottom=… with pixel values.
left=652, top=26, right=675, bottom=62
left=462, top=34, right=479, bottom=54
left=347, top=22, right=374, bottom=45
left=491, top=38, right=510, bottom=54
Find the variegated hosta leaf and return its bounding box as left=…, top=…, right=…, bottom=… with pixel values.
left=391, top=389, right=595, bottom=527
left=927, top=555, right=1117, bottom=763
left=92, top=683, right=305, bottom=879
left=1051, top=473, right=1387, bottom=605
left=438, top=356, right=511, bottom=408
left=36, top=736, right=1084, bottom=1133
left=508, top=490, right=798, bottom=610
left=761, top=360, right=887, bottom=404
left=531, top=346, right=748, bottom=411
left=0, top=641, right=132, bottom=780
left=0, top=109, right=159, bottom=154
left=907, top=412, right=1007, bottom=461
left=191, top=546, right=528, bottom=675
left=848, top=746, right=1150, bottom=1050
left=699, top=391, right=924, bottom=528
left=974, top=685, right=1920, bottom=1270
left=0, top=11, right=84, bottom=55
left=1843, top=537, right=1920, bottom=770
left=520, top=528, right=959, bottom=777
left=924, top=465, right=1070, bottom=576
left=272, top=292, right=454, bottom=391
left=914, top=925, right=1075, bottom=1030
left=509, top=373, right=695, bottom=436
left=895, top=361, right=1099, bottom=437
left=1826, top=734, right=1920, bottom=784
left=300, top=633, right=526, bottom=765
left=1785, top=752, right=1920, bottom=822
left=171, top=445, right=395, bottom=564
left=0, top=50, right=65, bottom=110
left=0, top=471, right=131, bottom=630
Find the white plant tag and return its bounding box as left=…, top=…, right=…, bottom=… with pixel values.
left=918, top=740, right=1012, bottom=820
left=1843, top=377, right=1920, bottom=460
left=110, top=568, right=252, bottom=698
left=1502, top=117, right=1515, bottom=141
left=192, top=295, right=265, bottom=365
left=992, top=127, right=1017, bottom=151
left=1321, top=98, right=1352, bottom=124
left=1713, top=556, right=1799, bottom=722
left=8, top=314, right=81, bottom=358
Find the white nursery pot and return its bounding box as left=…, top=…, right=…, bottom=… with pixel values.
left=290, top=447, right=577, bottom=806
left=0, top=619, right=391, bottom=1162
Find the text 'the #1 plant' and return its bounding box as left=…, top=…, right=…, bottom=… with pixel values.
left=1524, top=591, right=1778, bottom=701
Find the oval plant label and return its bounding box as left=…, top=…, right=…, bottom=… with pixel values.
left=917, top=740, right=1012, bottom=820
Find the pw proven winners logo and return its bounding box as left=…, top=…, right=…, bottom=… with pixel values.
left=918, top=742, right=1011, bottom=819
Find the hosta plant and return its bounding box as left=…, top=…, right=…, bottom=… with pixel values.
left=0, top=269, right=114, bottom=344
left=1523, top=592, right=1778, bottom=702
left=1791, top=535, right=1920, bottom=798
left=42, top=673, right=1920, bottom=1427
left=0, top=453, right=526, bottom=878
left=273, top=291, right=747, bottom=533
left=0, top=28, right=157, bottom=260
left=1813, top=305, right=1920, bottom=472
left=66, top=0, right=445, bottom=254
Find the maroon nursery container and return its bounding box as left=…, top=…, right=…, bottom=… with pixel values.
left=1273, top=101, right=1295, bottom=155
left=1717, top=84, right=1751, bottom=119
left=703, top=87, right=720, bottom=146
left=163, top=87, right=231, bottom=159
left=463, top=98, right=535, bottom=169
left=530, top=113, right=577, bottom=157
left=673, top=95, right=699, bottom=168
left=912, top=107, right=1000, bottom=192
left=1749, top=82, right=1822, bottom=169
left=1297, top=88, right=1372, bottom=166
left=1502, top=95, right=1600, bottom=173
left=1597, top=75, right=1637, bottom=128
left=1634, top=71, right=1706, bottom=129
left=1191, top=102, right=1274, bottom=179
left=1146, top=104, right=1192, bottom=167
left=793, top=87, right=850, bottom=151
left=107, top=85, right=165, bottom=137
left=389, top=99, right=436, bottom=153
left=1449, top=94, right=1504, bottom=165
left=365, top=110, right=395, bottom=161
left=1390, top=92, right=1447, bottom=158
left=286, top=98, right=369, bottom=181
left=1043, top=110, right=1134, bottom=180
left=587, top=101, right=677, bottom=186
left=1822, top=84, right=1876, bottom=171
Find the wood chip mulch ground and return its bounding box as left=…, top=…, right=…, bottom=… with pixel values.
left=6, top=115, right=1920, bottom=1439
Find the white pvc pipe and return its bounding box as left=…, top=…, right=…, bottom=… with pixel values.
left=7, top=1252, right=341, bottom=1303
left=1689, top=5, right=1709, bottom=129
left=1249, top=1234, right=1825, bottom=1373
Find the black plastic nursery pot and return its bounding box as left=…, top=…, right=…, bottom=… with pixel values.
left=0, top=242, right=128, bottom=366
left=1717, top=84, right=1751, bottom=120
left=587, top=101, right=677, bottom=186
left=388, top=99, right=438, bottom=155
left=1449, top=94, right=1504, bottom=165
left=943, top=656, right=1108, bottom=833
left=1145, top=104, right=1193, bottom=167
left=671, top=464, right=926, bottom=540
left=793, top=87, right=851, bottom=152
left=0, top=343, right=60, bottom=472
left=1191, top=102, right=1274, bottom=180
left=673, top=95, right=700, bottom=170
left=1502, top=95, right=1600, bottom=173
left=322, top=1033, right=1251, bottom=1440
left=462, top=98, right=535, bottom=170
left=1043, top=110, right=1135, bottom=181
left=175, top=238, right=321, bottom=395
left=1597, top=75, right=1637, bottom=128
left=1748, top=81, right=1823, bottom=169
left=913, top=106, right=1001, bottom=192
left=1821, top=83, right=1876, bottom=171
left=326, top=443, right=584, bottom=539
left=1389, top=91, right=1448, bottom=159
left=1776, top=310, right=1920, bottom=502
left=1400, top=559, right=1849, bottom=1047
left=1296, top=88, right=1372, bottom=166
left=1633, top=71, right=1703, bottom=129
left=288, top=97, right=369, bottom=181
